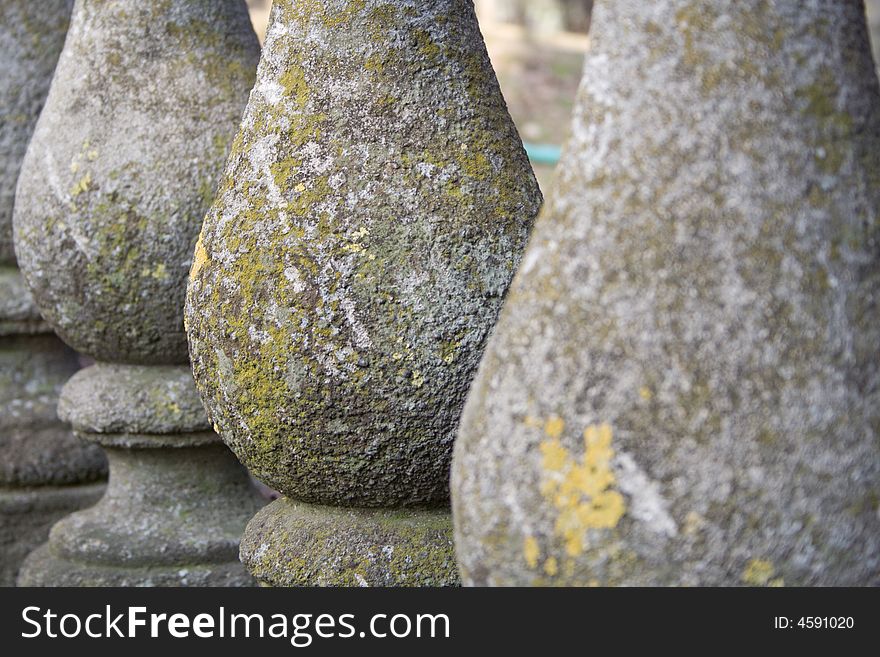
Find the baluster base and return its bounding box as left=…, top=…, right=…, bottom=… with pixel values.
left=240, top=497, right=459, bottom=587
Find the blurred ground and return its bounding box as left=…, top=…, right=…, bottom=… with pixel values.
left=245, top=1, right=880, bottom=197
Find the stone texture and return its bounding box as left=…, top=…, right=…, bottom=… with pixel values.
left=0, top=483, right=104, bottom=586
left=186, top=0, right=542, bottom=508
left=1, top=0, right=107, bottom=586
left=0, top=270, right=106, bottom=586
left=452, top=0, right=880, bottom=586
left=17, top=366, right=262, bottom=587
left=186, top=0, right=541, bottom=587
left=0, top=329, right=105, bottom=487
left=0, top=266, right=49, bottom=335
left=242, top=499, right=459, bottom=586
left=13, top=0, right=261, bottom=364
left=58, top=363, right=212, bottom=435
left=0, top=328, right=107, bottom=586
left=0, top=0, right=73, bottom=265
left=12, top=0, right=264, bottom=587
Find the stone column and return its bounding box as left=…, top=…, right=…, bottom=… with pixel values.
left=452, top=0, right=880, bottom=586
left=0, top=0, right=107, bottom=586
left=186, top=0, right=542, bottom=586
left=13, top=0, right=263, bottom=586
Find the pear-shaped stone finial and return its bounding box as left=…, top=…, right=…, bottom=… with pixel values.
left=0, top=0, right=107, bottom=586
left=0, top=0, right=73, bottom=265
left=14, top=0, right=260, bottom=365
left=453, top=0, right=880, bottom=586
left=186, top=0, right=542, bottom=585
left=13, top=0, right=264, bottom=586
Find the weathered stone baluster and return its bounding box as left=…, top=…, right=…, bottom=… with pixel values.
left=0, top=0, right=107, bottom=586
left=452, top=0, right=880, bottom=586
left=13, top=0, right=263, bottom=586
left=186, top=0, right=542, bottom=586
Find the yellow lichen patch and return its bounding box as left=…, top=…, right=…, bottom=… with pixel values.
left=544, top=416, right=565, bottom=439
left=539, top=423, right=626, bottom=557
left=742, top=558, right=784, bottom=587
left=411, top=370, right=425, bottom=388
left=523, top=535, right=540, bottom=569
left=540, top=439, right=569, bottom=472
left=543, top=557, right=558, bottom=576
left=190, top=235, right=209, bottom=281
left=683, top=511, right=705, bottom=535
left=70, top=173, right=93, bottom=197
left=149, top=263, right=168, bottom=280
left=279, top=64, right=311, bottom=108
left=639, top=386, right=653, bottom=401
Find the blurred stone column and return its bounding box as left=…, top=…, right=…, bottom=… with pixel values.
left=453, top=0, right=880, bottom=586
left=0, top=0, right=107, bottom=586
left=186, top=0, right=542, bottom=586
left=13, top=0, right=263, bottom=586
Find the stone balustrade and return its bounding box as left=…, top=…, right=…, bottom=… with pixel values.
left=12, top=0, right=264, bottom=586
left=185, top=0, right=542, bottom=586
left=0, top=0, right=106, bottom=586
left=452, top=0, right=880, bottom=586
left=1, top=0, right=877, bottom=588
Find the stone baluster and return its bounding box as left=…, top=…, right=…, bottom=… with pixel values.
left=13, top=0, right=263, bottom=586
left=186, top=0, right=542, bottom=586
left=0, top=0, right=107, bottom=586
left=452, top=0, right=880, bottom=586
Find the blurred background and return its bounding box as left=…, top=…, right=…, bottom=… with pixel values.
left=245, top=0, right=880, bottom=196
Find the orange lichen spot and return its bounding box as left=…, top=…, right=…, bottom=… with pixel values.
left=190, top=235, right=209, bottom=281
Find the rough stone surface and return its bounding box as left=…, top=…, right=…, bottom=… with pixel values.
left=58, top=363, right=212, bottom=435
left=0, top=317, right=107, bottom=585
left=242, top=498, right=458, bottom=586
left=0, top=483, right=104, bottom=586
left=20, top=543, right=254, bottom=587
left=13, top=0, right=261, bottom=364
left=17, top=365, right=263, bottom=587
left=1, top=0, right=108, bottom=585
left=452, top=0, right=880, bottom=586
left=12, top=0, right=263, bottom=586
left=0, top=0, right=73, bottom=266
left=39, top=443, right=257, bottom=569
left=0, top=266, right=47, bottom=335
left=1, top=331, right=106, bottom=487
left=186, top=0, right=542, bottom=507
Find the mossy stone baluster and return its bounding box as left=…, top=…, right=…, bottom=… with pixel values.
left=0, top=0, right=107, bottom=586
left=0, top=284, right=107, bottom=586
left=186, top=0, right=542, bottom=586
left=452, top=0, right=880, bottom=586
left=13, top=0, right=263, bottom=586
